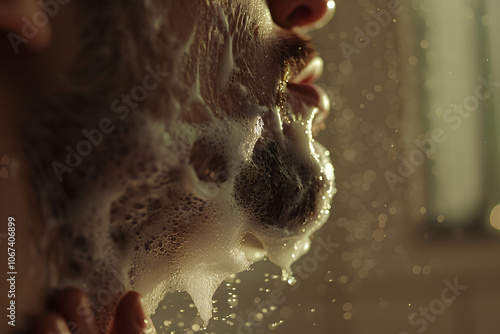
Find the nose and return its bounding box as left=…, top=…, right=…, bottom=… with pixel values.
left=267, top=0, right=335, bottom=30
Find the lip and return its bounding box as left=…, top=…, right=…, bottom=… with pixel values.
left=286, top=82, right=330, bottom=117
left=290, top=57, right=324, bottom=85
left=286, top=57, right=330, bottom=124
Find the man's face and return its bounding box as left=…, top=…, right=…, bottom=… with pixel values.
left=117, top=0, right=335, bottom=321
left=1, top=0, right=335, bottom=328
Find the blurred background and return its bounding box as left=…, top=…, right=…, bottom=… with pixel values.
left=152, top=0, right=500, bottom=333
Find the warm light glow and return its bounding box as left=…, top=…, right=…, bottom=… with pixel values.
left=489, top=204, right=500, bottom=230
left=327, top=1, right=336, bottom=10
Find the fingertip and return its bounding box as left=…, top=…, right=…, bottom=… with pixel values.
left=113, top=291, right=156, bottom=334
left=30, top=313, right=71, bottom=334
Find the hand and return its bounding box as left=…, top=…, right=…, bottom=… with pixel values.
left=30, top=287, right=157, bottom=334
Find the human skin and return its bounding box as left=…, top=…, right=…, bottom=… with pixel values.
left=0, top=0, right=334, bottom=333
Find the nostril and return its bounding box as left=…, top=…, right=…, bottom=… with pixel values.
left=287, top=6, right=312, bottom=27
left=267, top=0, right=333, bottom=30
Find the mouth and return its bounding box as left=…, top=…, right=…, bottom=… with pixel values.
left=288, top=57, right=330, bottom=115
left=286, top=56, right=331, bottom=136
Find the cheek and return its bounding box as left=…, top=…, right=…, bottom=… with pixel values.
left=169, top=1, right=280, bottom=121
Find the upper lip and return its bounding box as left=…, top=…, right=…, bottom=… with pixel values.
left=289, top=57, right=324, bottom=85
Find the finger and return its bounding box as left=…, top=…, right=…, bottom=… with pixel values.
left=0, top=0, right=52, bottom=52
left=29, top=313, right=71, bottom=334
left=111, top=291, right=156, bottom=334
left=48, top=287, right=99, bottom=334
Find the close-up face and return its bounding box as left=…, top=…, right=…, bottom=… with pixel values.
left=4, top=1, right=500, bottom=334
left=82, top=0, right=336, bottom=324
left=0, top=0, right=335, bottom=331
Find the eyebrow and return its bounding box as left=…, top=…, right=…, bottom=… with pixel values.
left=272, top=32, right=317, bottom=80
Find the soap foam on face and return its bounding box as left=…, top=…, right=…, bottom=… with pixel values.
left=116, top=114, right=335, bottom=325
left=41, top=0, right=336, bottom=330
